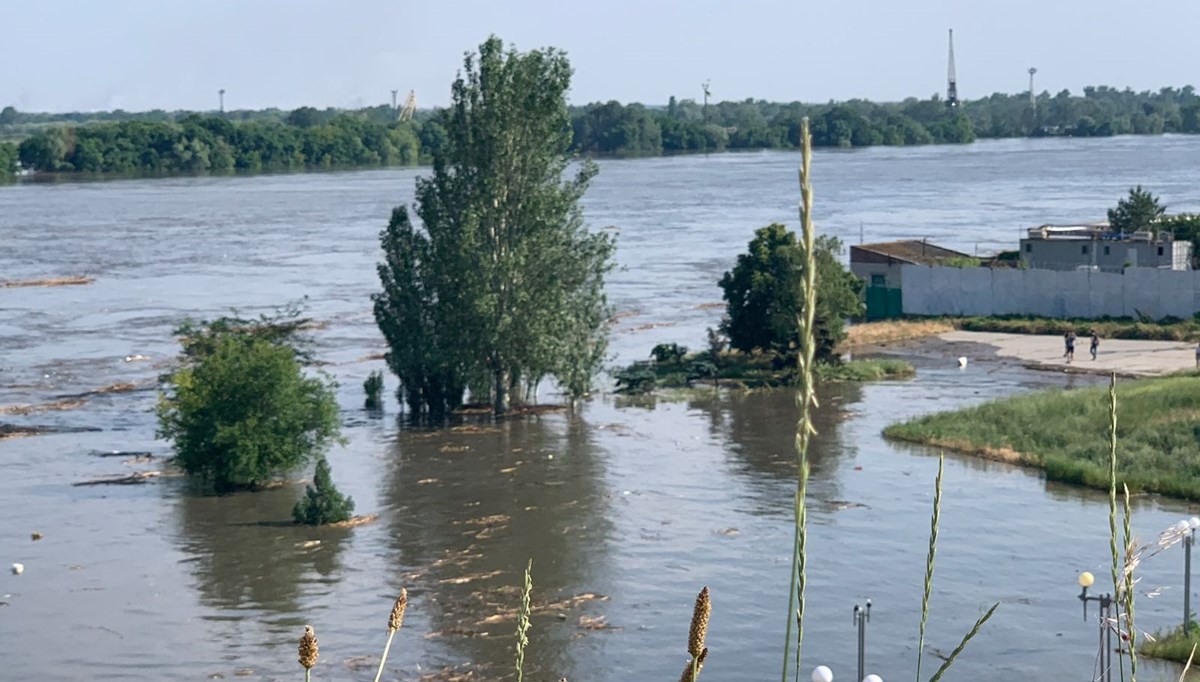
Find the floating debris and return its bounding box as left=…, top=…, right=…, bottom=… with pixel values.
left=72, top=471, right=162, bottom=486
left=0, top=424, right=51, bottom=440
left=577, top=614, right=620, bottom=631
left=2, top=275, right=94, bottom=288
left=30, top=532, right=42, bottom=541
left=123, top=354, right=151, bottom=363
left=324, top=514, right=380, bottom=529
left=0, top=398, right=86, bottom=415
left=11, top=563, right=24, bottom=575
left=439, top=569, right=504, bottom=585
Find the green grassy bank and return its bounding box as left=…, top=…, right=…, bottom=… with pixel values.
left=884, top=373, right=1200, bottom=501
left=1142, top=623, right=1200, bottom=664
left=615, top=351, right=913, bottom=394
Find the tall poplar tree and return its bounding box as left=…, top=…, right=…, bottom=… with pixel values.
left=373, top=36, right=614, bottom=415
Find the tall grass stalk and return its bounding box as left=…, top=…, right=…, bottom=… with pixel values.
left=514, top=559, right=532, bottom=682
left=1108, top=374, right=1126, bottom=682
left=915, top=455, right=944, bottom=681
left=1123, top=484, right=1137, bottom=681
left=926, top=603, right=999, bottom=682
left=372, top=588, right=407, bottom=682
left=781, top=117, right=817, bottom=682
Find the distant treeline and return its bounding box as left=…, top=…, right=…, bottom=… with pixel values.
left=4, top=84, right=1200, bottom=178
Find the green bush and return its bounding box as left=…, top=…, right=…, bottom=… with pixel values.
left=615, top=363, right=657, bottom=394
left=364, top=370, right=384, bottom=410
left=651, top=343, right=688, bottom=364
left=156, top=322, right=341, bottom=493
left=293, top=456, right=355, bottom=525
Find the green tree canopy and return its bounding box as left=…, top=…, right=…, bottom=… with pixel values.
left=373, top=36, right=615, bottom=415
left=156, top=315, right=341, bottom=492
left=1108, top=185, right=1166, bottom=233
left=719, top=224, right=863, bottom=363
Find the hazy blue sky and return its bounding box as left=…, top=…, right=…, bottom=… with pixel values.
left=6, top=0, right=1199, bottom=112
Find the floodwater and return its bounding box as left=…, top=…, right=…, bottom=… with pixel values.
left=4, top=136, right=1200, bottom=681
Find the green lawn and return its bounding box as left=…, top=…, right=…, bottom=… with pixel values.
left=884, top=373, right=1200, bottom=501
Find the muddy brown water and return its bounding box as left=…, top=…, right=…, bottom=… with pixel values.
left=5, top=137, right=1200, bottom=680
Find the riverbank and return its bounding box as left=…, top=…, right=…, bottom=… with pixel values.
left=884, top=372, right=1200, bottom=501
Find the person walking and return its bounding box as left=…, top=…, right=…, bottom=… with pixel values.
left=1065, top=331, right=1076, bottom=364
left=1090, top=332, right=1100, bottom=361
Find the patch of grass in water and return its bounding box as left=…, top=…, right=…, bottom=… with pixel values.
left=1142, top=622, right=1200, bottom=664
left=884, top=372, right=1200, bottom=501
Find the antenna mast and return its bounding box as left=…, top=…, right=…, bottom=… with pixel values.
left=946, top=29, right=959, bottom=108
left=1028, top=68, right=1038, bottom=111
left=702, top=80, right=711, bottom=123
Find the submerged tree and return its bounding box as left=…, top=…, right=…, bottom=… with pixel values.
left=719, top=224, right=862, bottom=363
left=293, top=456, right=355, bottom=525
left=1108, top=185, right=1166, bottom=234
left=156, top=310, right=341, bottom=492
left=373, top=36, right=614, bottom=415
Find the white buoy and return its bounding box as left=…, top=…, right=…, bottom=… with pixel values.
left=812, top=666, right=834, bottom=682
left=957, top=356, right=968, bottom=369
left=11, top=563, right=24, bottom=575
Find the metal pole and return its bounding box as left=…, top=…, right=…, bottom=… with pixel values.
left=1187, top=532, right=1194, bottom=633
left=1105, top=598, right=1113, bottom=682
left=854, top=600, right=870, bottom=682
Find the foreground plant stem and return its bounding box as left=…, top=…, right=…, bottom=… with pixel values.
left=916, top=456, right=944, bottom=681
left=782, top=117, right=817, bottom=682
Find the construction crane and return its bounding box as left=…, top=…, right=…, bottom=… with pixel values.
left=398, top=90, right=416, bottom=121
left=945, top=29, right=959, bottom=108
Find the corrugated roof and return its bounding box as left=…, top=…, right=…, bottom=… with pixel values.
left=851, top=240, right=971, bottom=266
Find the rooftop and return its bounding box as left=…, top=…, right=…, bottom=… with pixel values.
left=850, top=240, right=971, bottom=266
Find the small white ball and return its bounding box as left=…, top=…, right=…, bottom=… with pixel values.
left=811, top=665, right=833, bottom=682
left=1189, top=516, right=1200, bottom=530
left=863, top=675, right=883, bottom=682
left=11, top=563, right=24, bottom=575
left=1178, top=520, right=1192, bottom=533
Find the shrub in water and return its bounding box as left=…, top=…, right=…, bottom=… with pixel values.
left=651, top=343, right=688, bottom=364
left=293, top=456, right=355, bottom=525
left=364, top=370, right=384, bottom=410
left=156, top=320, right=341, bottom=492
left=615, top=363, right=657, bottom=394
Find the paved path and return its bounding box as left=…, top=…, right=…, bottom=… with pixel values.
left=940, top=331, right=1199, bottom=376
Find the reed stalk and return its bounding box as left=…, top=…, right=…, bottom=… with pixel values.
left=916, top=455, right=944, bottom=681
left=1123, top=484, right=1137, bottom=681
left=1108, top=373, right=1126, bottom=682
left=926, top=603, right=999, bottom=682
left=372, top=588, right=408, bottom=682
left=515, top=560, right=533, bottom=682
left=782, top=116, right=817, bottom=682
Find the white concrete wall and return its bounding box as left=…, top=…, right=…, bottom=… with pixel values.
left=900, top=265, right=1200, bottom=319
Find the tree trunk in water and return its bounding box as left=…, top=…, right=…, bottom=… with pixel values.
left=493, top=368, right=509, bottom=415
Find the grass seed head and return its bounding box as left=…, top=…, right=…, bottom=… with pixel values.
left=687, top=586, right=711, bottom=658
left=298, top=625, right=319, bottom=670
left=389, top=587, right=409, bottom=631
